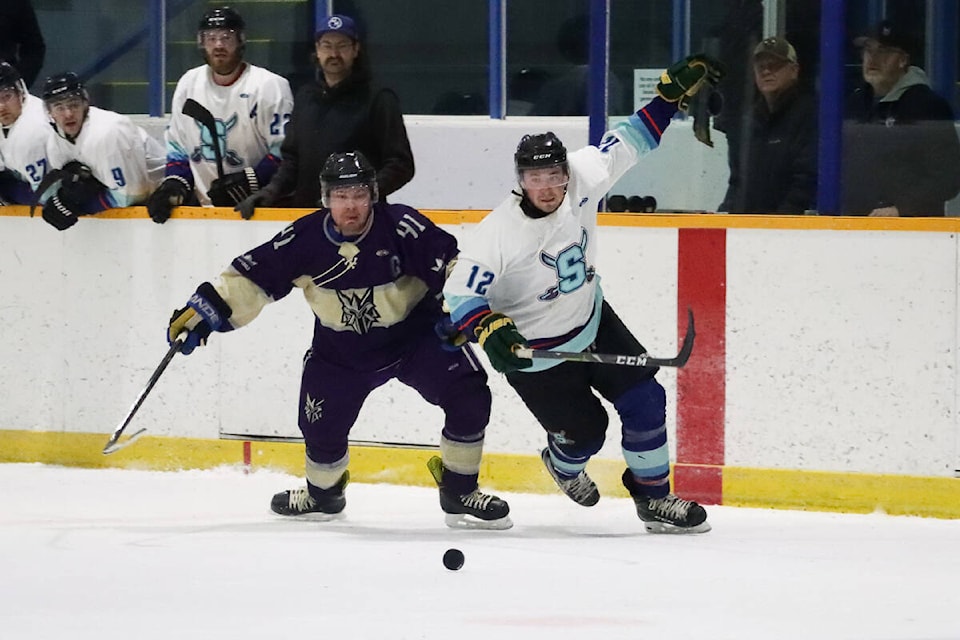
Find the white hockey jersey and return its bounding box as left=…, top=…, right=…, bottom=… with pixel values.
left=444, top=103, right=671, bottom=371
left=165, top=63, right=293, bottom=206
left=45, top=106, right=164, bottom=208
left=0, top=94, right=51, bottom=194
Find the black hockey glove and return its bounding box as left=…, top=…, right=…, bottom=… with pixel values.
left=656, top=54, right=725, bottom=113
left=58, top=161, right=106, bottom=204
left=167, top=282, right=233, bottom=355
left=475, top=312, right=532, bottom=373
left=234, top=188, right=276, bottom=220
left=41, top=192, right=83, bottom=230
left=147, top=176, right=191, bottom=224
left=208, top=167, right=259, bottom=208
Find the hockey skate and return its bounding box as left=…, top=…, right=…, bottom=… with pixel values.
left=621, top=469, right=711, bottom=534
left=427, top=456, right=512, bottom=530
left=540, top=447, right=600, bottom=506
left=270, top=471, right=349, bottom=521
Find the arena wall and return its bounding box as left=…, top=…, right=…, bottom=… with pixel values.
left=2, top=207, right=958, bottom=518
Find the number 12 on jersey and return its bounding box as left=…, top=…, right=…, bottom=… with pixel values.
left=466, top=265, right=494, bottom=294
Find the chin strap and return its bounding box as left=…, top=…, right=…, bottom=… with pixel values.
left=515, top=188, right=566, bottom=219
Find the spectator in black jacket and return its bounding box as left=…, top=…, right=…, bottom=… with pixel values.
left=842, top=21, right=960, bottom=217
left=0, top=0, right=45, bottom=89
left=237, top=14, right=414, bottom=216
left=719, top=36, right=817, bottom=214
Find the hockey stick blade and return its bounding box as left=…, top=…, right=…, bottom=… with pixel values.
left=219, top=431, right=439, bottom=450
left=103, top=339, right=183, bottom=455
left=515, top=308, right=696, bottom=368
left=181, top=98, right=225, bottom=179
left=102, top=428, right=148, bottom=455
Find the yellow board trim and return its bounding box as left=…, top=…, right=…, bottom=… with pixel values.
left=4, top=204, right=960, bottom=232
left=723, top=465, right=960, bottom=519
left=1, top=430, right=957, bottom=519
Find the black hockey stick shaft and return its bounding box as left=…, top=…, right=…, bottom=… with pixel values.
left=181, top=98, right=225, bottom=180
left=515, top=308, right=696, bottom=368
left=29, top=168, right=68, bottom=217
left=102, top=339, right=183, bottom=454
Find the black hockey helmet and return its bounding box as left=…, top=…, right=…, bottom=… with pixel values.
left=0, top=61, right=27, bottom=99
left=41, top=72, right=89, bottom=106
left=320, top=151, right=379, bottom=207
left=197, top=6, right=246, bottom=49
left=198, top=6, right=245, bottom=32
left=514, top=132, right=569, bottom=190
left=515, top=132, right=568, bottom=171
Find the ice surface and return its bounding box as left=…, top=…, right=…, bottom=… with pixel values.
left=0, top=464, right=957, bottom=640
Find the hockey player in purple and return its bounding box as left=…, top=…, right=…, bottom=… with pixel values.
left=167, top=151, right=510, bottom=529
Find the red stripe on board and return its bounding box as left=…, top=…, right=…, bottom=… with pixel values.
left=243, top=440, right=252, bottom=474
left=675, top=228, right=726, bottom=503
left=673, top=464, right=723, bottom=505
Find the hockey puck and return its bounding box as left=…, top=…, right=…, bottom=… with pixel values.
left=442, top=548, right=464, bottom=571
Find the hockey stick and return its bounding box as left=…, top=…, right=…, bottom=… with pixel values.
left=515, top=308, right=696, bottom=368
left=219, top=431, right=440, bottom=451
left=181, top=98, right=225, bottom=180
left=29, top=168, right=68, bottom=217
left=102, top=339, right=183, bottom=455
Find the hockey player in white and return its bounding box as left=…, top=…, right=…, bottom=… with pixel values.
left=0, top=61, right=50, bottom=204
left=39, top=72, right=164, bottom=230
left=443, top=55, right=723, bottom=534
left=146, top=6, right=293, bottom=222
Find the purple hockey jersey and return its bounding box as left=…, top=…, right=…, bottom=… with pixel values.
left=217, top=203, right=458, bottom=371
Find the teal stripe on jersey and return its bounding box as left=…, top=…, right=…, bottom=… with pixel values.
left=623, top=442, right=670, bottom=477
left=618, top=115, right=660, bottom=153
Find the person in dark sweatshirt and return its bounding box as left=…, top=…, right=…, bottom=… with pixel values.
left=236, top=14, right=414, bottom=217
left=842, top=21, right=960, bottom=217
left=719, top=36, right=817, bottom=214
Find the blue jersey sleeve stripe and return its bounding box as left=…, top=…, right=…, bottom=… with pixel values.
left=622, top=96, right=678, bottom=150
left=447, top=295, right=491, bottom=333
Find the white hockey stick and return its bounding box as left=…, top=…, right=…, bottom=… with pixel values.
left=515, top=308, right=695, bottom=368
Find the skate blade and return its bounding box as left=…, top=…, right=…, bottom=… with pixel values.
left=643, top=520, right=712, bottom=534
left=270, top=510, right=346, bottom=522
left=444, top=513, right=513, bottom=530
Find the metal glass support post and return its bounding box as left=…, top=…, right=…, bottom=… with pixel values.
left=762, top=0, right=786, bottom=37
left=587, top=0, right=610, bottom=146
left=926, top=0, right=959, bottom=113
left=816, top=0, right=846, bottom=215
left=670, top=0, right=689, bottom=62
left=488, top=0, right=506, bottom=119
left=148, top=0, right=166, bottom=116
left=315, top=0, right=331, bottom=32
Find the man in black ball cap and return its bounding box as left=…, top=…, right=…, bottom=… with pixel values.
left=842, top=21, right=960, bottom=217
